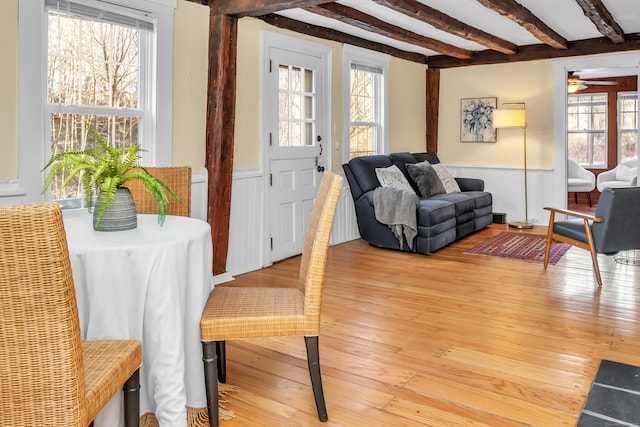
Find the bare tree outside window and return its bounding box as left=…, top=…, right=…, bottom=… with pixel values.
left=618, top=92, right=638, bottom=162
left=278, top=65, right=315, bottom=148
left=567, top=94, right=607, bottom=168
left=349, top=65, right=381, bottom=159
left=47, top=9, right=143, bottom=205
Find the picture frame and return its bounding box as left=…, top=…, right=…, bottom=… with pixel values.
left=460, top=97, right=497, bottom=142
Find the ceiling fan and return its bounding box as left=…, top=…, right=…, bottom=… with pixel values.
left=567, top=71, right=617, bottom=93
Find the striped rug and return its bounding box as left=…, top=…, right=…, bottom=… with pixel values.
left=467, top=231, right=570, bottom=264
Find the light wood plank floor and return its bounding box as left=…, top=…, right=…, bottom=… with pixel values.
left=216, top=224, right=640, bottom=426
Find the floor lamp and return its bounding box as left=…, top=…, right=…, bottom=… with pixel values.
left=493, top=103, right=533, bottom=229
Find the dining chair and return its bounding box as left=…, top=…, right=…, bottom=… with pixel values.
left=0, top=202, right=142, bottom=427
left=200, top=171, right=343, bottom=426
left=125, top=166, right=192, bottom=217
left=543, top=187, right=640, bottom=287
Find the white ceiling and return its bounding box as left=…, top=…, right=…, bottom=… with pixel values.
left=277, top=0, right=640, bottom=60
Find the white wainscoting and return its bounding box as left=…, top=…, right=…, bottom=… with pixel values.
left=225, top=169, right=265, bottom=277
left=447, top=165, right=555, bottom=226
left=193, top=166, right=557, bottom=280
left=190, top=168, right=208, bottom=221
left=219, top=170, right=361, bottom=277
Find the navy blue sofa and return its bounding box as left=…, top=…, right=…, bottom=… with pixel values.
left=343, top=152, right=493, bottom=254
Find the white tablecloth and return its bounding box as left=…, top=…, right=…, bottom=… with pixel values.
left=63, top=213, right=213, bottom=427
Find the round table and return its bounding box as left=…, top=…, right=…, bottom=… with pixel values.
left=63, top=213, right=213, bottom=427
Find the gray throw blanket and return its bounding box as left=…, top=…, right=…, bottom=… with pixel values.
left=374, top=187, right=418, bottom=250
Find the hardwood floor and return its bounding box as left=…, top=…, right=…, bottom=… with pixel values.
left=215, top=224, right=640, bottom=426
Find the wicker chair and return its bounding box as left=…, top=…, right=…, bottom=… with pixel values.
left=200, top=172, right=343, bottom=426
left=0, top=202, right=142, bottom=427
left=125, top=166, right=192, bottom=217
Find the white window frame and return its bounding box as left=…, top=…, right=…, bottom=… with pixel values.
left=567, top=92, right=608, bottom=168
left=618, top=91, right=639, bottom=163
left=342, top=45, right=389, bottom=162
left=6, top=0, right=175, bottom=206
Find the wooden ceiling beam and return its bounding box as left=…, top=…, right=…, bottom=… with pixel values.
left=372, top=0, right=517, bottom=55
left=428, top=34, right=640, bottom=69
left=476, top=0, right=568, bottom=49
left=200, top=0, right=328, bottom=17
left=304, top=3, right=473, bottom=59
left=575, top=0, right=625, bottom=44
left=257, top=14, right=429, bottom=64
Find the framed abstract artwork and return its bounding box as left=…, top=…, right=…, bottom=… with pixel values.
left=460, top=97, right=497, bottom=142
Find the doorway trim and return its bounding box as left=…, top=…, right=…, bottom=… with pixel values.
left=552, top=52, right=640, bottom=213
left=260, top=30, right=332, bottom=267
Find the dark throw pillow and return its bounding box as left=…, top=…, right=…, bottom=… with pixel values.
left=406, top=161, right=445, bottom=199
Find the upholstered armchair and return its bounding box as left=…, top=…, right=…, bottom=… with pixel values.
left=543, top=187, right=640, bottom=287
left=596, top=160, right=638, bottom=192
left=567, top=160, right=596, bottom=206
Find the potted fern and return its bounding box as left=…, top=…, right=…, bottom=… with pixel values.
left=43, top=122, right=179, bottom=231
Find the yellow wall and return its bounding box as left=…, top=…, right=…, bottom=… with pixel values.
left=0, top=0, right=18, bottom=180
left=438, top=60, right=554, bottom=169
left=389, top=58, right=426, bottom=153
left=233, top=17, right=427, bottom=172
left=172, top=0, right=209, bottom=169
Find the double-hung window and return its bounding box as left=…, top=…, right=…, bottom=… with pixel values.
left=343, top=45, right=389, bottom=161
left=567, top=93, right=607, bottom=168
left=11, top=0, right=174, bottom=207
left=618, top=92, right=638, bottom=162
left=46, top=0, right=153, bottom=207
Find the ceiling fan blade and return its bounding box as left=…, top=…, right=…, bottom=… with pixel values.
left=582, top=81, right=618, bottom=85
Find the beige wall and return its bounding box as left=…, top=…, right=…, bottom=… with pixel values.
left=233, top=17, right=427, bottom=172
left=438, top=60, right=554, bottom=169
left=0, top=0, right=18, bottom=180
left=388, top=58, right=426, bottom=153
left=172, top=0, right=209, bottom=169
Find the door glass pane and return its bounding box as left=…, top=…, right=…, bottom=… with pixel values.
left=278, top=63, right=315, bottom=148
left=304, top=69, right=313, bottom=92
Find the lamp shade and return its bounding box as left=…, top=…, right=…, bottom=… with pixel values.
left=493, top=109, right=526, bottom=128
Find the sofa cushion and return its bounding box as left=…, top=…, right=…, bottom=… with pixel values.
left=416, top=198, right=456, bottom=227
left=431, top=192, right=476, bottom=217
left=375, top=165, right=414, bottom=193
left=432, top=164, right=461, bottom=193
left=406, top=161, right=445, bottom=198
left=347, top=155, right=393, bottom=196
left=413, top=152, right=441, bottom=164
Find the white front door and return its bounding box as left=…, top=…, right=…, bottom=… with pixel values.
left=264, top=36, right=330, bottom=263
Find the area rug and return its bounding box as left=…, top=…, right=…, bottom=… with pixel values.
left=576, top=359, right=640, bottom=426
left=467, top=231, right=570, bottom=264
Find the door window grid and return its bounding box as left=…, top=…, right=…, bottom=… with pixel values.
left=348, top=63, right=382, bottom=159
left=278, top=64, right=315, bottom=148
left=46, top=0, right=152, bottom=207
left=618, top=92, right=638, bottom=162
left=567, top=93, right=608, bottom=168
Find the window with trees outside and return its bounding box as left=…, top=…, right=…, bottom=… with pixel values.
left=567, top=93, right=607, bottom=168
left=343, top=45, right=389, bottom=162
left=46, top=0, right=153, bottom=209
left=348, top=63, right=383, bottom=159
left=618, top=92, right=638, bottom=163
